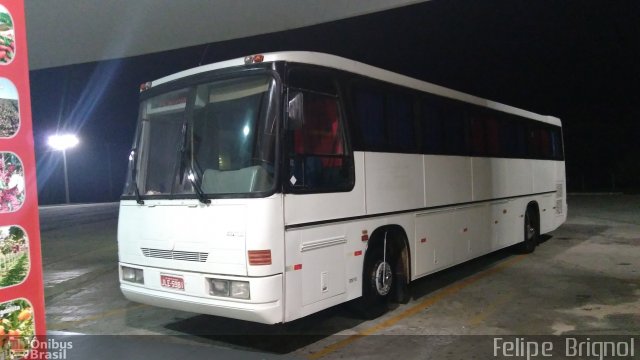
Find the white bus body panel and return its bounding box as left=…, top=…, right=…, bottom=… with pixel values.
left=118, top=196, right=285, bottom=324
left=119, top=201, right=248, bottom=275
left=424, top=156, right=473, bottom=206
left=364, top=152, right=425, bottom=212
left=282, top=152, right=566, bottom=322
left=471, top=158, right=533, bottom=200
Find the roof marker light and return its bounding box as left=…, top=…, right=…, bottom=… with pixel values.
left=140, top=82, right=152, bottom=92
left=244, top=54, right=264, bottom=64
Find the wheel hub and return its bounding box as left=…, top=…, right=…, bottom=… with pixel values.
left=374, top=261, right=392, bottom=296
left=526, top=215, right=536, bottom=240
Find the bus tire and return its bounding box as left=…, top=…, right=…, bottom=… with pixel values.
left=518, top=206, right=538, bottom=254
left=393, top=266, right=410, bottom=305
left=391, top=242, right=411, bottom=304
left=359, top=245, right=395, bottom=318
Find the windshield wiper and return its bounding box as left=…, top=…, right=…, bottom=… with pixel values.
left=130, top=148, right=144, bottom=205
left=178, top=123, right=210, bottom=205
left=187, top=170, right=210, bottom=205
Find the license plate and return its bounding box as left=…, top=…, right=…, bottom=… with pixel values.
left=160, top=274, right=184, bottom=290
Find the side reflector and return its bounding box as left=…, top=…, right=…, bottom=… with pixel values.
left=294, top=264, right=302, bottom=271
left=354, top=250, right=362, bottom=256
left=248, top=250, right=272, bottom=265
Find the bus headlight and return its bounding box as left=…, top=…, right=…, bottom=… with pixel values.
left=122, top=266, right=144, bottom=284
left=208, top=278, right=250, bottom=299
left=209, top=278, right=230, bottom=297
left=230, top=281, right=250, bottom=299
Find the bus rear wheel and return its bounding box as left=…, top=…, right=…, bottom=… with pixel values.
left=518, top=207, right=538, bottom=254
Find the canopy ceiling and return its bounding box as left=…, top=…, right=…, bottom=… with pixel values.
left=25, top=0, right=424, bottom=70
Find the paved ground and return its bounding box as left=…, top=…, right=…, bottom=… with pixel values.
left=40, top=195, right=640, bottom=359
left=40, top=203, right=119, bottom=301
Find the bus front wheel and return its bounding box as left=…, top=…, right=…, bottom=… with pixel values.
left=359, top=245, right=395, bottom=318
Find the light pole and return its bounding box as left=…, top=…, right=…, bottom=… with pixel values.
left=48, top=134, right=79, bottom=204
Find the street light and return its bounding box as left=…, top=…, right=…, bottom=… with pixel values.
left=48, top=134, right=79, bottom=204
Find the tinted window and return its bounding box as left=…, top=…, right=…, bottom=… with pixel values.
left=353, top=88, right=385, bottom=150
left=499, top=117, right=527, bottom=158
left=421, top=97, right=445, bottom=154
left=286, top=69, right=353, bottom=192
left=351, top=83, right=418, bottom=153
left=528, top=125, right=551, bottom=159
left=386, top=92, right=415, bottom=152
left=441, top=100, right=468, bottom=155
left=346, top=75, right=562, bottom=161
left=469, top=110, right=487, bottom=156
left=550, top=127, right=564, bottom=160
left=484, top=116, right=500, bottom=156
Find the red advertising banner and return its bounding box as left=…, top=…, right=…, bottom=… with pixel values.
left=0, top=0, right=47, bottom=358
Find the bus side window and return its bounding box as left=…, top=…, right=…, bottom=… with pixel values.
left=352, top=85, right=416, bottom=153
left=386, top=92, right=416, bottom=153
left=353, top=88, right=385, bottom=150
left=288, top=91, right=351, bottom=191
left=528, top=125, right=553, bottom=159
left=421, top=97, right=444, bottom=154
left=469, top=115, right=487, bottom=156
left=442, top=103, right=468, bottom=155
left=500, top=117, right=527, bottom=158
left=485, top=116, right=500, bottom=156
left=550, top=127, right=564, bottom=160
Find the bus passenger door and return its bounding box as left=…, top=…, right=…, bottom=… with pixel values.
left=282, top=67, right=365, bottom=321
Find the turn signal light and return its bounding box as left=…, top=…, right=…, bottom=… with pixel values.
left=248, top=250, right=271, bottom=265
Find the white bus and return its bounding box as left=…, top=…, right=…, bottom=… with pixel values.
left=118, top=52, right=566, bottom=324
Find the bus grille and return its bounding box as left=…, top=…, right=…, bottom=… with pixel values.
left=141, top=248, right=209, bottom=262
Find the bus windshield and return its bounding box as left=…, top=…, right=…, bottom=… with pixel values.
left=125, top=74, right=279, bottom=199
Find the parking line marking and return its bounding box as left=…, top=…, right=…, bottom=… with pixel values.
left=306, top=255, right=526, bottom=360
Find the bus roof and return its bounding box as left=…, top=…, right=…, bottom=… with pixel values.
left=151, top=51, right=561, bottom=127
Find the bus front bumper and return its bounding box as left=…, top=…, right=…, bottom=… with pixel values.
left=119, top=265, right=283, bottom=324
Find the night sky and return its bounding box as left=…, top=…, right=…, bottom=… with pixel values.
left=29, top=0, right=640, bottom=204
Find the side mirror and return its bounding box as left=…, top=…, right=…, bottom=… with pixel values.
left=287, top=92, right=304, bottom=129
